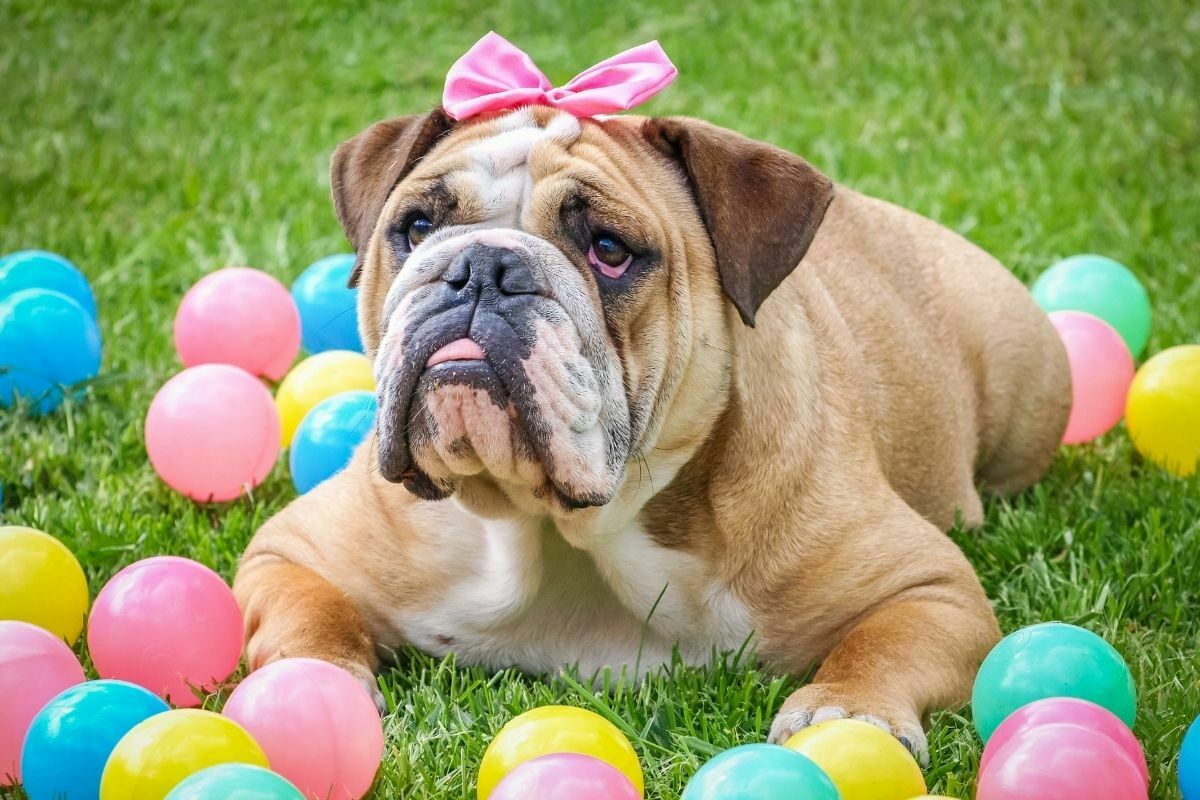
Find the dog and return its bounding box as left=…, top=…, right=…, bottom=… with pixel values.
left=234, top=103, right=1071, bottom=760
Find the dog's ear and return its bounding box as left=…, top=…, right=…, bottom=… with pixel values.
left=331, top=109, right=455, bottom=286
left=641, top=117, right=834, bottom=326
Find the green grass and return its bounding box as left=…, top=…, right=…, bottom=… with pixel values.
left=2, top=0, right=1198, bottom=797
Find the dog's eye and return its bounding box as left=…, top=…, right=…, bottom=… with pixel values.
left=588, top=233, right=632, bottom=278
left=407, top=215, right=435, bottom=248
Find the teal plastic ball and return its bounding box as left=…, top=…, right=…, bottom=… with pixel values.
left=1032, top=254, right=1151, bottom=357
left=164, top=764, right=305, bottom=799
left=682, top=744, right=840, bottom=800
left=1181, top=715, right=1200, bottom=800
left=21, top=680, right=170, bottom=800
left=289, top=390, right=377, bottom=494
left=0, top=250, right=96, bottom=319
left=971, top=622, right=1137, bottom=742
left=0, top=288, right=103, bottom=413
left=291, top=254, right=362, bottom=354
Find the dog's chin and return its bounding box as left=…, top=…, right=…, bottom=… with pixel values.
left=378, top=360, right=618, bottom=512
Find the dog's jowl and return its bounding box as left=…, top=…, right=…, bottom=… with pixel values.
left=235, top=104, right=1070, bottom=761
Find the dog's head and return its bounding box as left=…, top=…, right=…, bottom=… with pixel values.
left=332, top=106, right=832, bottom=514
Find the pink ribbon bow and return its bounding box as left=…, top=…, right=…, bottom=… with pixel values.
left=443, top=32, right=677, bottom=121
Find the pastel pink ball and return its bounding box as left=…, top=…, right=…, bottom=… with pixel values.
left=489, top=753, right=642, bottom=800
left=980, top=697, right=1148, bottom=789
left=223, top=658, right=384, bottom=800
left=0, top=621, right=86, bottom=784
left=1049, top=310, right=1135, bottom=444
left=87, top=556, right=243, bottom=708
left=174, top=267, right=301, bottom=380
left=976, top=722, right=1148, bottom=800
left=146, top=364, right=281, bottom=502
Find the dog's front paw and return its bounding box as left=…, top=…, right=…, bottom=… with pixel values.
left=768, top=683, right=928, bottom=765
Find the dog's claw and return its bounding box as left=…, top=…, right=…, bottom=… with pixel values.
left=769, top=686, right=929, bottom=765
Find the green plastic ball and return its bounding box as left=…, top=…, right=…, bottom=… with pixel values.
left=971, top=622, right=1137, bottom=742
left=1032, top=254, right=1151, bottom=357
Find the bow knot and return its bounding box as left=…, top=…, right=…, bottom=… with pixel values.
left=443, top=32, right=677, bottom=121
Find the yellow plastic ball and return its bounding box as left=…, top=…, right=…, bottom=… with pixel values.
left=276, top=350, right=375, bottom=447
left=783, top=719, right=926, bottom=800
left=0, top=526, right=89, bottom=643
left=477, top=705, right=643, bottom=800
left=1126, top=344, right=1200, bottom=477
left=100, top=709, right=268, bottom=800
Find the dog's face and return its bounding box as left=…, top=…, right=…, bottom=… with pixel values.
left=331, top=106, right=833, bottom=514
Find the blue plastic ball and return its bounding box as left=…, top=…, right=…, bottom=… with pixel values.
left=682, top=744, right=840, bottom=800
left=20, top=680, right=170, bottom=800
left=1182, top=715, right=1200, bottom=800
left=0, top=289, right=103, bottom=413
left=165, top=764, right=305, bottom=800
left=0, top=250, right=97, bottom=319
left=291, top=254, right=362, bottom=354
left=289, top=390, right=377, bottom=494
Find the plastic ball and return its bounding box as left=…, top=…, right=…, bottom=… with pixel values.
left=100, top=709, right=268, bottom=800
left=980, top=697, right=1147, bottom=788
left=87, top=556, right=243, bottom=707
left=291, top=254, right=362, bottom=354
left=1032, top=254, right=1151, bottom=358
left=478, top=706, right=643, bottom=800
left=1048, top=311, right=1135, bottom=444
left=21, top=680, right=170, bottom=800
left=145, top=364, right=281, bottom=502
left=489, top=753, right=641, bottom=800
left=289, top=390, right=377, bottom=494
left=174, top=267, right=301, bottom=381
left=276, top=351, right=376, bottom=448
left=971, top=622, right=1136, bottom=742
left=1126, top=345, right=1200, bottom=477
left=681, top=743, right=839, bottom=800
left=976, top=722, right=1147, bottom=800
left=783, top=718, right=925, bottom=800
left=0, top=526, right=89, bottom=643
left=0, top=250, right=96, bottom=318
left=165, top=764, right=305, bottom=800
left=223, top=658, right=384, bottom=800
left=0, top=621, right=86, bottom=784
left=1181, top=715, right=1200, bottom=800
left=0, top=289, right=102, bottom=414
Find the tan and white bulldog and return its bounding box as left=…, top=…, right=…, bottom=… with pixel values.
left=235, top=105, right=1071, bottom=758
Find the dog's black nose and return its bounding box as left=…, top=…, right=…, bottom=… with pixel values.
left=442, top=244, right=537, bottom=296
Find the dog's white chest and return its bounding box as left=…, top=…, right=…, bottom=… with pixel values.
left=396, top=515, right=754, bottom=676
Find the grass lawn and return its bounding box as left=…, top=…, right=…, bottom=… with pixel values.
left=2, top=0, right=1198, bottom=797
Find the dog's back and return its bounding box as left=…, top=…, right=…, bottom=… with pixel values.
left=783, top=187, right=1071, bottom=527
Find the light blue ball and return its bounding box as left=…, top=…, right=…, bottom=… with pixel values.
left=682, top=744, right=841, bottom=800
left=289, top=390, right=377, bottom=494
left=0, top=289, right=103, bottom=414
left=165, top=764, right=305, bottom=800
left=21, top=680, right=170, bottom=800
left=0, top=250, right=97, bottom=319
left=291, top=254, right=362, bottom=354
left=1182, top=715, right=1200, bottom=800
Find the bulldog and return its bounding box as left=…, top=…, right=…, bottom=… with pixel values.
left=234, top=104, right=1071, bottom=758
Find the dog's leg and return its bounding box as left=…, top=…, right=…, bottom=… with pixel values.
left=235, top=554, right=383, bottom=708
left=763, top=507, right=1000, bottom=763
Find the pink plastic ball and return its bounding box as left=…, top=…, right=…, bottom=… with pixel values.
left=0, top=621, right=86, bottom=783
left=223, top=658, right=384, bottom=800
left=977, top=722, right=1148, bottom=800
left=174, top=267, right=301, bottom=381
left=1049, top=310, right=1135, bottom=444
left=489, top=753, right=642, bottom=800
left=981, top=697, right=1148, bottom=789
left=146, top=364, right=281, bottom=502
left=87, top=556, right=243, bottom=708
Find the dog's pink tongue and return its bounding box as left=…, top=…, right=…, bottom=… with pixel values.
left=426, top=338, right=486, bottom=367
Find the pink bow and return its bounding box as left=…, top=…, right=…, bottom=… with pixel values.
left=443, top=32, right=677, bottom=121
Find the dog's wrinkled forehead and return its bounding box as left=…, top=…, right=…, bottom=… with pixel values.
left=403, top=107, right=585, bottom=225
